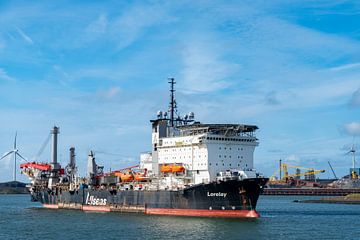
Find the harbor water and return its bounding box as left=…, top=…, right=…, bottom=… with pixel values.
left=0, top=194, right=359, bottom=240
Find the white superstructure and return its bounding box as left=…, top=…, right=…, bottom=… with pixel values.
left=139, top=78, right=260, bottom=187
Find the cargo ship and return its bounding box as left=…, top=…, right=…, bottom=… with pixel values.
left=20, top=78, right=268, bottom=218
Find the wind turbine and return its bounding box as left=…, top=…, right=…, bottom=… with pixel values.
left=346, top=140, right=357, bottom=179
left=349, top=144, right=356, bottom=168
left=0, top=132, right=28, bottom=182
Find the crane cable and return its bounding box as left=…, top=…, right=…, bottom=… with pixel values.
left=34, top=133, right=51, bottom=161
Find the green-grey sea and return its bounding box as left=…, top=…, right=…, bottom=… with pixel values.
left=0, top=194, right=359, bottom=240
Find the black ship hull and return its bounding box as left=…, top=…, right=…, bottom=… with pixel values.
left=32, top=178, right=268, bottom=218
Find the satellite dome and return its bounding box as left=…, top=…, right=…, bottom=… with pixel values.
left=189, top=112, right=195, bottom=119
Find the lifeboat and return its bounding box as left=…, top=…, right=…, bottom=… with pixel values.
left=134, top=169, right=147, bottom=181
left=161, top=164, right=185, bottom=173
left=134, top=172, right=146, bottom=181
left=115, top=171, right=134, bottom=182
left=171, top=165, right=185, bottom=173
left=160, top=164, right=172, bottom=173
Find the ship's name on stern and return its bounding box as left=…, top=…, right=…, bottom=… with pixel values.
left=207, top=192, right=227, bottom=198
left=85, top=193, right=107, bottom=205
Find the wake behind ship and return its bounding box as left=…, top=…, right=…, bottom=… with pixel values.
left=21, top=78, right=268, bottom=218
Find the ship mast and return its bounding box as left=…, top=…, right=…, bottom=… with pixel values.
left=168, top=77, right=176, bottom=127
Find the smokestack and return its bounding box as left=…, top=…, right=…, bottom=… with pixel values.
left=48, top=126, right=60, bottom=188
left=69, top=147, right=75, bottom=168
left=51, top=126, right=59, bottom=166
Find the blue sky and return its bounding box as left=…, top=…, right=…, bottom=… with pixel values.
left=0, top=0, right=360, bottom=182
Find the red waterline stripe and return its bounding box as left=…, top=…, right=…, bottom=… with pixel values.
left=145, top=208, right=260, bottom=218
left=43, top=204, right=59, bottom=209
left=82, top=205, right=111, bottom=212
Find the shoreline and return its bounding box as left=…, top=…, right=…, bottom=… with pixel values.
left=296, top=194, right=360, bottom=204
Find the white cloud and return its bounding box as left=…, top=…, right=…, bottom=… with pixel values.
left=286, top=154, right=300, bottom=161
left=81, top=13, right=109, bottom=44
left=0, top=1, right=360, bottom=180
left=343, top=122, right=360, bottom=136
left=180, top=35, right=239, bottom=93
left=350, top=88, right=360, bottom=107
left=98, top=87, right=121, bottom=100
left=15, top=27, right=34, bottom=44
left=110, top=4, right=173, bottom=50
left=86, top=13, right=108, bottom=35
left=0, top=68, right=15, bottom=81
left=331, top=62, right=360, bottom=71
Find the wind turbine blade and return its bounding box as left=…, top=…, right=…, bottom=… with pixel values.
left=16, top=152, right=28, bottom=162
left=14, top=131, right=17, bottom=150
left=0, top=151, right=14, bottom=160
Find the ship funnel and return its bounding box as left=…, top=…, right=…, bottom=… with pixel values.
left=50, top=126, right=60, bottom=170
left=69, top=147, right=76, bottom=168
left=48, top=126, right=60, bottom=188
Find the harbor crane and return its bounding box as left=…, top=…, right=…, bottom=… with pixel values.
left=270, top=160, right=325, bottom=183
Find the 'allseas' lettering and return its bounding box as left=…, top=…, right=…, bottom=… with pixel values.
left=207, top=192, right=227, bottom=198
left=85, top=193, right=108, bottom=206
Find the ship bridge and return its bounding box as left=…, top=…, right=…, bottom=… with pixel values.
left=176, top=124, right=258, bottom=137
